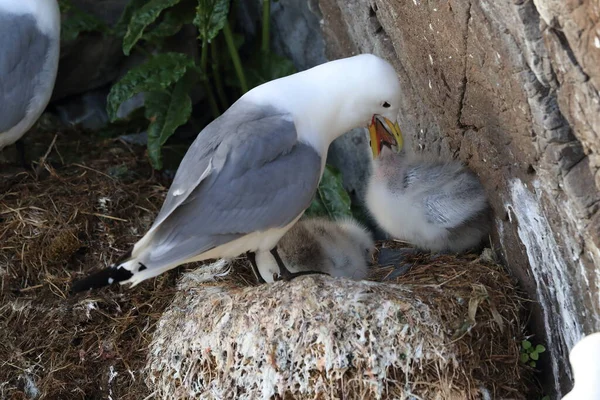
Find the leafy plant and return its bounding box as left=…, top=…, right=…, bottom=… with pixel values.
left=194, top=0, right=230, bottom=44
left=144, top=75, right=194, bottom=169
left=520, top=339, right=546, bottom=368
left=58, top=0, right=108, bottom=42
left=106, top=0, right=282, bottom=169
left=106, top=52, right=198, bottom=169
left=305, top=165, right=352, bottom=220
left=122, top=0, right=186, bottom=55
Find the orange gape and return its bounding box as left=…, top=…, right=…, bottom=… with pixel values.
left=368, top=115, right=403, bottom=157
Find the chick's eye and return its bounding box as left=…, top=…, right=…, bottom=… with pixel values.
left=382, top=102, right=391, bottom=108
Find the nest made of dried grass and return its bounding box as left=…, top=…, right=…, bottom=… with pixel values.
left=146, top=250, right=531, bottom=400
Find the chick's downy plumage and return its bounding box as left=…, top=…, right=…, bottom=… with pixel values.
left=366, top=147, right=491, bottom=253
left=254, top=218, right=375, bottom=283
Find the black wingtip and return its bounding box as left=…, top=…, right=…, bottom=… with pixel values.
left=70, top=266, right=134, bottom=294
left=70, top=249, right=136, bottom=294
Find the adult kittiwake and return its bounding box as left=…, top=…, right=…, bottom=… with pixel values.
left=0, top=0, right=61, bottom=151
left=71, top=53, right=402, bottom=292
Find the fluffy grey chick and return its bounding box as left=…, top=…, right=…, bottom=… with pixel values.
left=253, top=217, right=375, bottom=283
left=366, top=146, right=491, bottom=253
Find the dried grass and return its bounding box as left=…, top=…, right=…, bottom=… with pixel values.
left=0, top=130, right=186, bottom=399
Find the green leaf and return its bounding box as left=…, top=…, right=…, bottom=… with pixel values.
left=194, top=0, right=230, bottom=42
left=305, top=197, right=328, bottom=218
left=535, top=344, right=546, bottom=353
left=145, top=78, right=193, bottom=170
left=246, top=52, right=297, bottom=90
left=114, top=0, right=151, bottom=38
left=530, top=351, right=539, bottom=361
left=143, top=1, right=197, bottom=42
left=107, top=53, right=196, bottom=121
left=123, top=0, right=184, bottom=55
left=521, top=340, right=532, bottom=350
left=519, top=353, right=529, bottom=363
left=529, top=361, right=537, bottom=368
left=59, top=0, right=107, bottom=42
left=306, top=165, right=352, bottom=220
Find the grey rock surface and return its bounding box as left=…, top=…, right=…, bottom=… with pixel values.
left=53, top=0, right=130, bottom=101
left=270, top=0, right=328, bottom=71
left=316, top=0, right=600, bottom=396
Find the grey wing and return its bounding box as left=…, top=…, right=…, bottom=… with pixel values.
left=0, top=13, right=51, bottom=132
left=146, top=100, right=286, bottom=234
left=144, top=102, right=322, bottom=266
left=423, top=169, right=488, bottom=228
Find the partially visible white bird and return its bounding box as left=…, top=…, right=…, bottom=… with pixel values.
left=562, top=332, right=600, bottom=400
left=251, top=217, right=375, bottom=283
left=0, top=0, right=61, bottom=150
left=72, top=54, right=403, bottom=292
left=365, top=121, right=491, bottom=253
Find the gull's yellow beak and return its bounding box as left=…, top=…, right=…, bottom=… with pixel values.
left=368, top=115, right=403, bottom=158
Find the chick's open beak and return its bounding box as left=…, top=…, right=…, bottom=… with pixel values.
left=368, top=115, right=404, bottom=157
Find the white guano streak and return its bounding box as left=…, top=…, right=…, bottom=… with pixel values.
left=506, top=179, right=584, bottom=392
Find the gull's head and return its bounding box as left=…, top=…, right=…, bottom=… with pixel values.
left=335, top=56, right=406, bottom=158
left=341, top=55, right=405, bottom=158
left=244, top=54, right=403, bottom=154
left=314, top=54, right=404, bottom=153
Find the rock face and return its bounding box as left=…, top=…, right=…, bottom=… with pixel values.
left=53, top=0, right=130, bottom=101
left=315, top=0, right=600, bottom=395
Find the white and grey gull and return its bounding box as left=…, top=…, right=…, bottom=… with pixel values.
left=366, top=121, right=491, bottom=253
left=563, top=332, right=600, bottom=400
left=71, top=54, right=403, bottom=291
left=0, top=0, right=61, bottom=151
left=252, top=217, right=375, bottom=283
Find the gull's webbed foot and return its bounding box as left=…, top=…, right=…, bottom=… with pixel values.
left=269, top=247, right=330, bottom=281
left=277, top=269, right=330, bottom=282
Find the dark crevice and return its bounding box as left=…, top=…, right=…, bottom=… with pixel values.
left=563, top=155, right=587, bottom=177
left=549, top=26, right=589, bottom=81
left=440, top=71, right=452, bottom=93
left=368, top=3, right=387, bottom=37
left=457, top=1, right=474, bottom=133
left=369, top=4, right=377, bottom=17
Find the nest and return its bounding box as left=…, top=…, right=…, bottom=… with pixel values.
left=147, top=250, right=530, bottom=400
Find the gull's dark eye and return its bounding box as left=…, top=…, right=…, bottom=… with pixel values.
left=382, top=102, right=391, bottom=108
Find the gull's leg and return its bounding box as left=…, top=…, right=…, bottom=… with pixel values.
left=269, top=246, right=329, bottom=281
left=246, top=251, right=266, bottom=284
